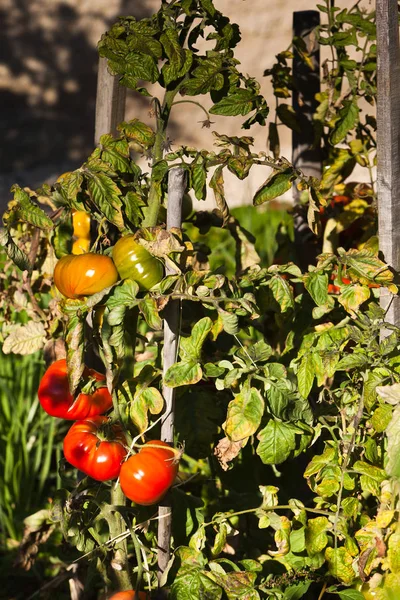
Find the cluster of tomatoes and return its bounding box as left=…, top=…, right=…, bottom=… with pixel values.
left=38, top=211, right=178, bottom=507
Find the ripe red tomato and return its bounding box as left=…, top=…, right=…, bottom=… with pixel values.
left=54, top=253, right=119, bottom=298
left=120, top=441, right=178, bottom=505
left=112, top=235, right=163, bottom=291
left=108, top=591, right=149, bottom=600
left=38, top=359, right=112, bottom=420
left=63, top=416, right=127, bottom=481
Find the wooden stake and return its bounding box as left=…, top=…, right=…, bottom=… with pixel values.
left=157, top=168, right=186, bottom=583
left=94, top=56, right=127, bottom=145
left=292, top=11, right=321, bottom=269
left=376, top=0, right=400, bottom=326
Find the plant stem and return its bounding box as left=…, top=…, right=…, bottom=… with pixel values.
left=109, top=482, right=132, bottom=590
left=203, top=504, right=333, bottom=528
left=130, top=528, right=144, bottom=597
left=171, top=99, right=211, bottom=121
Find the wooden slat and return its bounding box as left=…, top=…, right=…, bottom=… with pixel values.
left=292, top=10, right=321, bottom=196
left=94, top=56, right=126, bottom=144
left=376, top=0, right=400, bottom=325
left=292, top=10, right=321, bottom=268
left=158, top=167, right=186, bottom=583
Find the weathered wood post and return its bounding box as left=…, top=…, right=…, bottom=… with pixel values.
left=376, top=0, right=400, bottom=326
left=93, top=56, right=132, bottom=592
left=95, top=57, right=127, bottom=144
left=292, top=11, right=321, bottom=268
left=157, top=167, right=186, bottom=584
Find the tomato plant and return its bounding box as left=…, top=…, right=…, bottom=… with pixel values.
left=53, top=252, right=119, bottom=298
left=112, top=235, right=163, bottom=291
left=3, top=1, right=400, bottom=599
left=120, top=441, right=178, bottom=506
left=63, top=416, right=127, bottom=481
left=38, top=358, right=112, bottom=420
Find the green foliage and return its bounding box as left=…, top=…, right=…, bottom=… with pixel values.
left=1, top=1, right=397, bottom=599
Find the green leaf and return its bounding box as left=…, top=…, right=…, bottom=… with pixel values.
left=207, top=571, right=259, bottom=600
left=164, top=360, right=202, bottom=388
left=253, top=168, right=296, bottom=205
left=180, top=317, right=213, bottom=362
left=0, top=229, right=32, bottom=272
left=336, top=353, right=369, bottom=370
left=210, top=89, right=255, bottom=117
left=129, top=385, right=164, bottom=434
left=118, top=119, right=155, bottom=148
left=192, top=160, right=207, bottom=200
left=224, top=385, right=264, bottom=442
left=304, top=445, right=337, bottom=478
left=171, top=570, right=222, bottom=599
left=352, top=461, right=386, bottom=482
left=10, top=186, right=53, bottom=229
left=85, top=171, right=124, bottom=230
left=218, top=309, right=239, bottom=335
left=139, top=297, right=163, bottom=330
left=297, top=353, right=315, bottom=399
left=124, top=51, right=159, bottom=83
left=325, top=547, right=356, bottom=584
left=305, top=517, right=330, bottom=555
left=371, top=403, right=393, bottom=433
left=338, top=284, right=370, bottom=314
left=267, top=274, right=295, bottom=312
left=183, top=57, right=224, bottom=95
left=330, top=98, right=360, bottom=145
left=336, top=590, right=366, bottom=600
left=257, top=420, right=301, bottom=464
left=303, top=271, right=328, bottom=306
left=284, top=582, right=311, bottom=600
left=386, top=405, right=400, bottom=480
left=276, top=104, right=301, bottom=133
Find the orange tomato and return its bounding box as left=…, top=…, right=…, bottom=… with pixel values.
left=54, top=253, right=119, bottom=298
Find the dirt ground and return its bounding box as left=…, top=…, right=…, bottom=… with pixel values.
left=0, top=0, right=370, bottom=211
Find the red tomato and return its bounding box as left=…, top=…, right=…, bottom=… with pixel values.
left=38, top=359, right=112, bottom=420
left=54, top=253, right=119, bottom=298
left=108, top=592, right=149, bottom=600
left=120, top=441, right=179, bottom=505
left=63, top=416, right=127, bottom=481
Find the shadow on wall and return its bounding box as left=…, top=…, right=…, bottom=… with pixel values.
left=0, top=0, right=159, bottom=205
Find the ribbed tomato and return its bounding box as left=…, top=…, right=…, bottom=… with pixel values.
left=108, top=591, right=149, bottom=600
left=63, top=416, right=127, bottom=481
left=54, top=253, right=119, bottom=298
left=112, top=235, right=163, bottom=291
left=38, top=359, right=112, bottom=420
left=120, top=441, right=178, bottom=505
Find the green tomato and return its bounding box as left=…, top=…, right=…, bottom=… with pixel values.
left=112, top=235, right=163, bottom=291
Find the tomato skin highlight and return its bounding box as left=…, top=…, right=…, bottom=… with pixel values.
left=72, top=210, right=91, bottom=240
left=38, top=359, right=112, bottom=420
left=54, top=253, right=119, bottom=298
left=120, top=440, right=178, bottom=505
left=112, top=235, right=163, bottom=291
left=108, top=592, right=149, bottom=600
left=63, top=416, right=127, bottom=481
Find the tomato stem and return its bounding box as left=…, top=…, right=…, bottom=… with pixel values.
left=129, top=527, right=144, bottom=597
left=108, top=482, right=132, bottom=590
